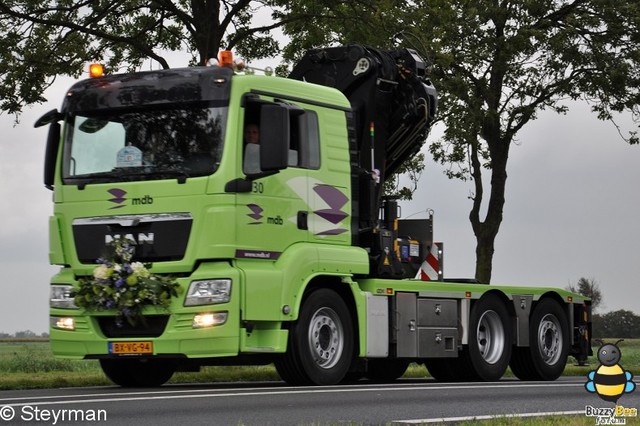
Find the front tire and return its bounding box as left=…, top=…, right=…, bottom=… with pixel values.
left=510, top=298, right=569, bottom=381
left=275, top=288, right=354, bottom=386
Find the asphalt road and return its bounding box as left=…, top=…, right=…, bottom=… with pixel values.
left=0, top=378, right=623, bottom=425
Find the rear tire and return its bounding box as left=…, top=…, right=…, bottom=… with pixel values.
left=100, top=358, right=175, bottom=387
left=463, top=294, right=512, bottom=381
left=275, top=288, right=354, bottom=385
left=510, top=298, right=569, bottom=381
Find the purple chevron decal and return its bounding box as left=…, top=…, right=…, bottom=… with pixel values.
left=107, top=188, right=127, bottom=209
left=247, top=203, right=263, bottom=224
left=313, top=184, right=349, bottom=235
left=315, top=209, right=349, bottom=224
left=314, top=185, right=348, bottom=210
left=316, top=229, right=348, bottom=236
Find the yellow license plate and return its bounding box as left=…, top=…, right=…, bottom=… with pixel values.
left=109, top=341, right=153, bottom=354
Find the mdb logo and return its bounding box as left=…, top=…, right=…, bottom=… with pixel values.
left=246, top=204, right=263, bottom=225
left=107, top=189, right=153, bottom=209
left=108, top=188, right=127, bottom=209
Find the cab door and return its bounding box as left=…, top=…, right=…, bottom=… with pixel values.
left=234, top=98, right=309, bottom=260
left=233, top=98, right=313, bottom=322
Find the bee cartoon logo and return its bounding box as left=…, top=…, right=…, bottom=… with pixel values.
left=585, top=339, right=636, bottom=403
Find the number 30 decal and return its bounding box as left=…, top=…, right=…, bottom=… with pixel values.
left=252, top=182, right=264, bottom=193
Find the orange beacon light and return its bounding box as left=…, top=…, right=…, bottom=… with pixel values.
left=89, top=63, right=104, bottom=78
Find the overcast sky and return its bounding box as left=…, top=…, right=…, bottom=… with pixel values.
left=1, top=69, right=638, bottom=335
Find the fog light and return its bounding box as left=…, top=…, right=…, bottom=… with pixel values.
left=51, top=316, right=75, bottom=331
left=192, top=312, right=227, bottom=329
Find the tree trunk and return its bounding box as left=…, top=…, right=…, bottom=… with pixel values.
left=470, top=138, right=510, bottom=284
left=191, top=0, right=223, bottom=65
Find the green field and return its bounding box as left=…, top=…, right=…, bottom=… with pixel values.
left=1, top=338, right=638, bottom=390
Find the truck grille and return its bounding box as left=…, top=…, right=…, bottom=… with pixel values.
left=72, top=213, right=192, bottom=263
left=97, top=315, right=169, bottom=338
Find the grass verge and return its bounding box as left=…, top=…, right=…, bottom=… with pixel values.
left=1, top=338, right=638, bottom=390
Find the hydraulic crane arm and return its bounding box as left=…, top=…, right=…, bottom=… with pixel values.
left=289, top=44, right=437, bottom=182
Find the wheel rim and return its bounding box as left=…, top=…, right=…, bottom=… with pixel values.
left=476, top=310, right=505, bottom=364
left=537, top=313, right=563, bottom=365
left=308, top=307, right=344, bottom=369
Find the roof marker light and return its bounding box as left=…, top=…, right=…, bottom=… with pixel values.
left=89, top=63, right=104, bottom=78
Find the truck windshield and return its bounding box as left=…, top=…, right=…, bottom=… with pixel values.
left=62, top=102, right=227, bottom=185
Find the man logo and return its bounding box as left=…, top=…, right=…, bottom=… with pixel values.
left=105, top=233, right=154, bottom=245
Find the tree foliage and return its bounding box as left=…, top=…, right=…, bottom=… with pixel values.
left=567, top=277, right=603, bottom=313
left=592, top=310, right=640, bottom=339
left=383, top=153, right=426, bottom=201
left=277, top=0, right=407, bottom=63
left=280, top=0, right=640, bottom=282
left=0, top=0, right=289, bottom=116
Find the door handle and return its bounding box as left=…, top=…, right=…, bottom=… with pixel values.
left=297, top=211, right=308, bottom=230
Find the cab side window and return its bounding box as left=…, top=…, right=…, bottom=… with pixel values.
left=292, top=110, right=320, bottom=170
left=241, top=97, right=320, bottom=173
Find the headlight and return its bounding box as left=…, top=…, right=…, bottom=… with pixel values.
left=50, top=285, right=77, bottom=309
left=185, top=279, right=231, bottom=306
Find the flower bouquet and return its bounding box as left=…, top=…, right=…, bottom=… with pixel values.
left=74, top=236, right=180, bottom=326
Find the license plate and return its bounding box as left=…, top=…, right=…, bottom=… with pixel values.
left=108, top=341, right=153, bottom=354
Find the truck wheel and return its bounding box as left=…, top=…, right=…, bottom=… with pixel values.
left=100, top=358, right=175, bottom=387
left=366, top=359, right=410, bottom=382
left=463, top=294, right=512, bottom=381
left=510, top=298, right=569, bottom=381
left=275, top=288, right=354, bottom=386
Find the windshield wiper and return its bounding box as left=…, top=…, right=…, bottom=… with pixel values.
left=71, top=171, right=121, bottom=188
left=71, top=167, right=189, bottom=189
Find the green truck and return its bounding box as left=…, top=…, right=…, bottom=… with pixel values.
left=38, top=45, right=591, bottom=387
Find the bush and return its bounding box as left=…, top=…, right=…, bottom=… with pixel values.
left=592, top=310, right=640, bottom=339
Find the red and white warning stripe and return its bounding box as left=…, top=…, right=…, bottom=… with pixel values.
left=416, top=242, right=441, bottom=281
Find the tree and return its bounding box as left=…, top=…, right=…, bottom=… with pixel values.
left=592, top=310, right=640, bottom=338
left=277, top=0, right=405, bottom=63
left=567, top=277, right=603, bottom=313
left=0, top=0, right=292, bottom=116
left=422, top=0, right=640, bottom=282
left=280, top=0, right=640, bottom=282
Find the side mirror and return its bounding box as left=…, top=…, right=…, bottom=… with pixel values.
left=259, top=105, right=289, bottom=171
left=43, top=122, right=61, bottom=190
left=34, top=109, right=61, bottom=128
